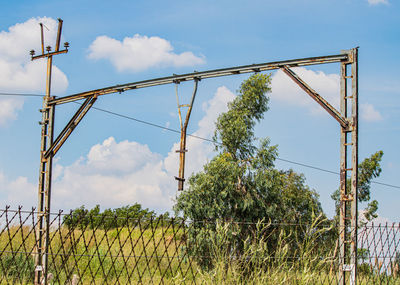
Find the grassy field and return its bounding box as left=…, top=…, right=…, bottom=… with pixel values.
left=0, top=221, right=399, bottom=284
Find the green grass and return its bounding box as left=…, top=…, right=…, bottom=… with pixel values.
left=0, top=219, right=399, bottom=284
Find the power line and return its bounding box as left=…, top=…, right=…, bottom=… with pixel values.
left=2, top=92, right=400, bottom=190
left=0, top=92, right=44, bottom=97
left=86, top=104, right=400, bottom=190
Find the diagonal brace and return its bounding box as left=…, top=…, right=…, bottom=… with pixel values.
left=44, top=95, right=97, bottom=159
left=281, top=66, right=349, bottom=129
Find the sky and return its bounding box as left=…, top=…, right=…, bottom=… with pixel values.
left=0, top=0, right=399, bottom=223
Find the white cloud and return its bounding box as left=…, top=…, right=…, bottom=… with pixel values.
left=0, top=85, right=234, bottom=212
left=271, top=67, right=340, bottom=115
left=0, top=171, right=36, bottom=209
left=368, top=0, right=388, bottom=5
left=88, top=34, right=205, bottom=72
left=271, top=68, right=383, bottom=123
left=0, top=17, right=69, bottom=126
left=0, top=98, right=23, bottom=127
left=41, top=85, right=235, bottom=213
left=360, top=103, right=383, bottom=122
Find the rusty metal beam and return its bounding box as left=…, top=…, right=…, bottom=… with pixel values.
left=48, top=53, right=348, bottom=105
left=175, top=79, right=199, bottom=191
left=280, top=66, right=349, bottom=129
left=31, top=49, right=68, bottom=60
left=339, top=55, right=348, bottom=285
left=349, top=48, right=359, bottom=285
left=44, top=95, right=97, bottom=159
left=338, top=48, right=358, bottom=285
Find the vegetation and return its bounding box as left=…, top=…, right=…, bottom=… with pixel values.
left=63, top=203, right=170, bottom=229
left=1, top=215, right=398, bottom=284
left=174, top=74, right=325, bottom=267
left=331, top=150, right=384, bottom=225
left=0, top=75, right=390, bottom=283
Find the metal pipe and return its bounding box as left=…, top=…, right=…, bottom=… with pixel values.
left=55, top=19, right=63, bottom=52
left=40, top=23, right=44, bottom=54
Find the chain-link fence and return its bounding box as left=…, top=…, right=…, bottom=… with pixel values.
left=0, top=207, right=399, bottom=284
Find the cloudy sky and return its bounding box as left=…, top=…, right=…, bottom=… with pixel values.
left=0, top=0, right=399, bottom=222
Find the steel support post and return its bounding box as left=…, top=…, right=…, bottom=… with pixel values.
left=339, top=48, right=358, bottom=285
left=32, top=18, right=67, bottom=285
left=35, top=55, right=55, bottom=285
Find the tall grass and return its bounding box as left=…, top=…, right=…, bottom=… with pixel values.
left=0, top=215, right=399, bottom=284
left=196, top=215, right=336, bottom=284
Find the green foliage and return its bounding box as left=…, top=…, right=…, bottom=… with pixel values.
left=63, top=203, right=157, bottom=229
left=174, top=74, right=324, bottom=267
left=0, top=253, right=34, bottom=282
left=214, top=73, right=271, bottom=159
left=331, top=150, right=384, bottom=223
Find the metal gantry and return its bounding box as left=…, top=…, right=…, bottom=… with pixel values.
left=31, top=20, right=359, bottom=285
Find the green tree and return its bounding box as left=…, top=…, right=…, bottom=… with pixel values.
left=174, top=74, right=324, bottom=266
left=331, top=150, right=384, bottom=225
left=63, top=203, right=157, bottom=229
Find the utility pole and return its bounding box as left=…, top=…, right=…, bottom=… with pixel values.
left=30, top=18, right=69, bottom=285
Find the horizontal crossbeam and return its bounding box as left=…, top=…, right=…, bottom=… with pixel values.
left=31, top=49, right=68, bottom=61
left=48, top=53, right=348, bottom=105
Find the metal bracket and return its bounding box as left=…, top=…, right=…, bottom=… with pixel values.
left=175, top=79, right=199, bottom=191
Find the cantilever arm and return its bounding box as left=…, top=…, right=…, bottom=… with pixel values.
left=44, top=95, right=97, bottom=159
left=280, top=66, right=349, bottom=129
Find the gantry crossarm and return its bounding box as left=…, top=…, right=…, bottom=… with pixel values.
left=48, top=53, right=348, bottom=106
left=280, top=66, right=349, bottom=129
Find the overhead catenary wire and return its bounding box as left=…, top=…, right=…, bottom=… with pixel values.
left=2, top=91, right=400, bottom=190
left=0, top=92, right=44, bottom=97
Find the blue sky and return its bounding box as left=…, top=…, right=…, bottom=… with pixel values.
left=0, top=0, right=399, bottom=222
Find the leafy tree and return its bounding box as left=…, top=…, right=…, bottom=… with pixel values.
left=174, top=74, right=324, bottom=266
left=63, top=203, right=157, bottom=229
left=331, top=150, right=384, bottom=225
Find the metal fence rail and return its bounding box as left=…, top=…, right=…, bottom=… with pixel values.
left=0, top=207, right=398, bottom=284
